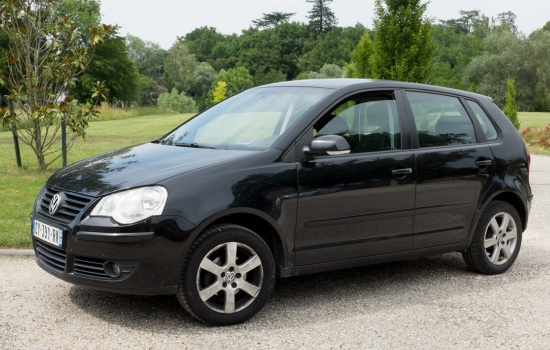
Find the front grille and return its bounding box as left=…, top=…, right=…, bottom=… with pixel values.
left=73, top=256, right=138, bottom=281
left=39, top=188, right=94, bottom=222
left=35, top=240, right=66, bottom=274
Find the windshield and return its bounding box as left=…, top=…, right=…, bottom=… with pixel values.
left=161, top=87, right=334, bottom=150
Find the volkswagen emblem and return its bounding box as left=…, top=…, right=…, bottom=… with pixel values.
left=49, top=194, right=61, bottom=214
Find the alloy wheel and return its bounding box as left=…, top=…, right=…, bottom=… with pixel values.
left=196, top=242, right=263, bottom=313
left=484, top=212, right=518, bottom=265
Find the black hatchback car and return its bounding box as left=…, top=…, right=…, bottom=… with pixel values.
left=31, top=79, right=532, bottom=325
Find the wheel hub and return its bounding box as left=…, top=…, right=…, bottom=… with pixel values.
left=224, top=271, right=236, bottom=283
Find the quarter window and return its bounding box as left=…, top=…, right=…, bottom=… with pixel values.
left=314, top=94, right=401, bottom=154
left=466, top=100, right=498, bottom=141
left=406, top=91, right=477, bottom=148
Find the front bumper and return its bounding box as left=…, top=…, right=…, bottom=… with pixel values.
left=31, top=210, right=196, bottom=296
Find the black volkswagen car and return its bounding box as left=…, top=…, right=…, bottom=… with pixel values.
left=31, top=80, right=532, bottom=325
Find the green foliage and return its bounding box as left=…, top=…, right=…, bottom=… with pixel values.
left=180, top=26, right=227, bottom=63
left=427, top=62, right=463, bottom=90
left=252, top=12, right=295, bottom=29
left=72, top=36, right=140, bottom=105
left=295, top=72, right=310, bottom=80
left=158, top=88, right=197, bottom=113
left=136, top=75, right=160, bottom=106
left=192, top=62, right=217, bottom=98
left=55, top=0, right=101, bottom=43
left=126, top=34, right=167, bottom=82
left=345, top=31, right=374, bottom=78
left=164, top=42, right=198, bottom=93
left=0, top=0, right=114, bottom=168
left=205, top=67, right=253, bottom=107
left=253, top=69, right=287, bottom=86
left=307, top=0, right=338, bottom=36
left=503, top=77, right=521, bottom=130
left=544, top=21, right=550, bottom=31
left=347, top=0, right=437, bottom=83
left=309, top=64, right=344, bottom=79
left=213, top=82, right=227, bottom=103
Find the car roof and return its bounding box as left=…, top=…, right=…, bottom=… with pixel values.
left=260, top=79, right=491, bottom=101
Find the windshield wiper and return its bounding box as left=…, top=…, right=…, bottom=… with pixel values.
left=174, top=142, right=217, bottom=149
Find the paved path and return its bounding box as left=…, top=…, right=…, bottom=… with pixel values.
left=1, top=155, right=550, bottom=349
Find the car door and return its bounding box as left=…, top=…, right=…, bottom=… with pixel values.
left=294, top=91, right=416, bottom=266
left=402, top=91, right=496, bottom=250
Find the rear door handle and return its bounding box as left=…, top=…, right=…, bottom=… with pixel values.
left=476, top=160, right=493, bottom=167
left=392, top=168, right=413, bottom=175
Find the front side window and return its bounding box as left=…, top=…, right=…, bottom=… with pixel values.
left=162, top=87, right=333, bottom=150
left=314, top=94, right=401, bottom=154
left=466, top=100, right=498, bottom=141
left=406, top=91, right=477, bottom=148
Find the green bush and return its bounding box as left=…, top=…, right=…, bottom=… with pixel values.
left=158, top=88, right=197, bottom=113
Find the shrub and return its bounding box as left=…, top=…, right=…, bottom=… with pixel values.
left=158, top=88, right=197, bottom=113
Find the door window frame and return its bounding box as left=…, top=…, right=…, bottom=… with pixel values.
left=400, top=89, right=488, bottom=150
left=291, top=89, right=414, bottom=161
left=461, top=98, right=503, bottom=143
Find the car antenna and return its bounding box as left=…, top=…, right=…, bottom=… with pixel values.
left=425, top=57, right=441, bottom=85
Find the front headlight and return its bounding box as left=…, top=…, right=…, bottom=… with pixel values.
left=90, top=186, right=168, bottom=224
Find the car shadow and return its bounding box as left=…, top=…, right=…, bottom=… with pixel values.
left=66, top=252, right=515, bottom=331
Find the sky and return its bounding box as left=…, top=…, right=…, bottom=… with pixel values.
left=101, top=0, right=550, bottom=49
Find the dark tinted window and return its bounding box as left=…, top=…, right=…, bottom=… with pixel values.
left=466, top=100, right=498, bottom=141
left=314, top=94, right=401, bottom=154
left=406, top=91, right=476, bottom=148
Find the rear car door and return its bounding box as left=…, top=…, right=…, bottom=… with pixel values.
left=294, top=90, right=416, bottom=265
left=403, top=91, right=496, bottom=249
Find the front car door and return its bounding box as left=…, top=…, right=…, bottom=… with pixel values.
left=402, top=91, right=496, bottom=249
left=294, top=90, right=417, bottom=266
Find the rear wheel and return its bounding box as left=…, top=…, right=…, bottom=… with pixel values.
left=462, top=200, right=522, bottom=275
left=176, top=224, right=275, bottom=325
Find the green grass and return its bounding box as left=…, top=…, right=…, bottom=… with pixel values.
left=0, top=112, right=193, bottom=248
left=518, top=112, right=550, bottom=128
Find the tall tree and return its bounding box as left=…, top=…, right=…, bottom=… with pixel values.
left=0, top=0, right=114, bottom=168
left=543, top=21, right=550, bottom=31
left=346, top=0, right=437, bottom=83
left=126, top=34, right=167, bottom=82
left=503, top=77, right=520, bottom=130
left=71, top=36, right=140, bottom=106
left=205, top=67, right=253, bottom=107
left=164, top=42, right=198, bottom=93
left=252, top=12, right=295, bottom=29
left=497, top=11, right=518, bottom=34
left=306, top=0, right=338, bottom=36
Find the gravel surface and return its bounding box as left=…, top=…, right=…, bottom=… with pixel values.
left=2, top=155, right=550, bottom=349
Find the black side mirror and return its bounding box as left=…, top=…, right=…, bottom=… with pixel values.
left=303, top=135, right=351, bottom=156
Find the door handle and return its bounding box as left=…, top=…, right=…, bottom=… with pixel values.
left=392, top=168, right=413, bottom=176
left=475, top=160, right=493, bottom=167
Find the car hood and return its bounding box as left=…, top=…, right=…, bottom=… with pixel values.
left=46, top=143, right=253, bottom=197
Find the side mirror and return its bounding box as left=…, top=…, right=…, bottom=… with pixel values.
left=303, top=135, right=351, bottom=156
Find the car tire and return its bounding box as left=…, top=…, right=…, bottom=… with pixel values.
left=462, top=200, right=522, bottom=275
left=176, top=224, right=276, bottom=326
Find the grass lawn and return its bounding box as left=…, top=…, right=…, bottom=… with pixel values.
left=0, top=112, right=193, bottom=248
left=518, top=112, right=550, bottom=129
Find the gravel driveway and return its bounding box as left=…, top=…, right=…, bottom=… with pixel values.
left=2, top=155, right=550, bottom=349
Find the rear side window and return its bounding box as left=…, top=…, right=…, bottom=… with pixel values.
left=466, top=100, right=498, bottom=141
left=406, top=91, right=476, bottom=148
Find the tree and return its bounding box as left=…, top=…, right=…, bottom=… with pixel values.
left=205, top=67, right=253, bottom=107
left=192, top=62, right=217, bottom=98
left=213, top=82, right=227, bottom=103
left=503, top=77, right=520, bottom=130
left=126, top=34, right=167, bottom=82
left=253, top=69, right=286, bottom=86
left=0, top=0, right=114, bottom=168
left=179, top=26, right=226, bottom=62
left=252, top=12, right=295, bottom=29
left=136, top=75, right=160, bottom=106
left=543, top=21, right=550, bottom=31
left=71, top=36, right=140, bottom=106
left=346, top=0, right=437, bottom=83
left=497, top=11, right=518, bottom=34
left=345, top=31, right=374, bottom=78
left=309, top=63, right=343, bottom=78
left=164, top=42, right=198, bottom=93
left=55, top=0, right=101, bottom=43
left=306, top=0, right=338, bottom=36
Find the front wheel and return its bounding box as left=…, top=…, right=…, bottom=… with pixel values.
left=462, top=200, right=522, bottom=275
left=176, top=224, right=275, bottom=325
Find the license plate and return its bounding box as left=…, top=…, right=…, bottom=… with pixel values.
left=33, top=219, right=63, bottom=248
